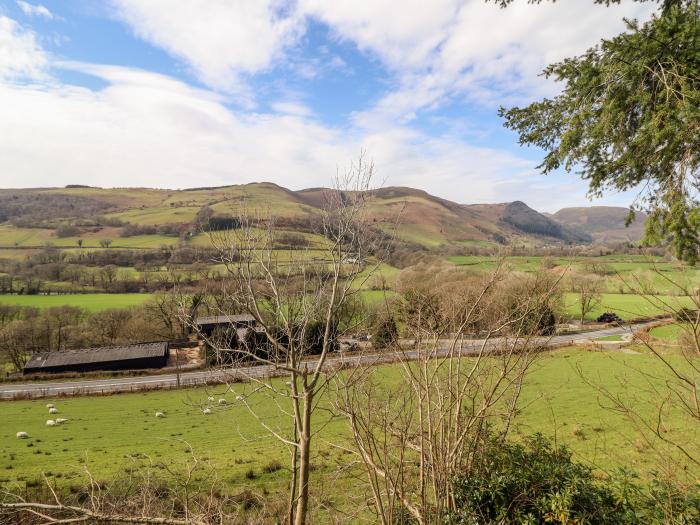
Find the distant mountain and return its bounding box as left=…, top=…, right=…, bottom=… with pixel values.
left=502, top=201, right=592, bottom=243
left=0, top=183, right=597, bottom=250
left=552, top=206, right=646, bottom=243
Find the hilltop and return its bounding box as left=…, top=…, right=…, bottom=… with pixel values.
left=0, top=183, right=641, bottom=251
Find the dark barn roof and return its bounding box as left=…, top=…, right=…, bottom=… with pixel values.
left=196, top=314, right=256, bottom=325
left=24, top=342, right=169, bottom=373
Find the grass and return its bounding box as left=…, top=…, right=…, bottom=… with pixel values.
left=648, top=323, right=684, bottom=342
left=0, top=294, right=153, bottom=312
left=595, top=334, right=623, bottom=341
left=562, top=292, right=694, bottom=321
left=1, top=348, right=696, bottom=497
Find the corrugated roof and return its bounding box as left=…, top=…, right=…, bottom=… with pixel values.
left=24, top=342, right=168, bottom=370
left=196, top=314, right=255, bottom=325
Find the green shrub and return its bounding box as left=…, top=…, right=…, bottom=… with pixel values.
left=447, top=435, right=700, bottom=525
left=447, top=435, right=627, bottom=524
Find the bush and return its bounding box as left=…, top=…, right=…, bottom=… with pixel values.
left=55, top=224, right=80, bottom=238
left=447, top=435, right=700, bottom=525
left=674, top=307, right=697, bottom=324
left=371, top=315, right=398, bottom=348
left=447, top=435, right=627, bottom=524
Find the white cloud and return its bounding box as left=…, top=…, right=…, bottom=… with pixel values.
left=0, top=60, right=559, bottom=207
left=109, top=0, right=305, bottom=98
left=270, top=100, right=313, bottom=117
left=0, top=15, right=48, bottom=80
left=16, top=1, right=54, bottom=20
left=350, top=1, right=657, bottom=125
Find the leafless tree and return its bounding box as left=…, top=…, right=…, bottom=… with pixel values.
left=569, top=272, right=604, bottom=325
left=189, top=155, right=390, bottom=525
left=332, top=266, right=562, bottom=524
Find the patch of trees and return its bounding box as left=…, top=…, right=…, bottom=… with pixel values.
left=120, top=222, right=185, bottom=237
left=0, top=192, right=114, bottom=227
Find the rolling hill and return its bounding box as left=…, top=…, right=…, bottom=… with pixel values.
left=552, top=206, right=647, bottom=243
left=0, top=183, right=601, bottom=250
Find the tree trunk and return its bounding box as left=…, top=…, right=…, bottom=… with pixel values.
left=294, top=390, right=313, bottom=525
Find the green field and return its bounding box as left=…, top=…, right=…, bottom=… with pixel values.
left=1, top=348, right=696, bottom=507
left=0, top=294, right=153, bottom=312
left=562, top=292, right=694, bottom=321
left=649, top=323, right=684, bottom=342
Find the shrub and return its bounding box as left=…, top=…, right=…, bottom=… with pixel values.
left=447, top=435, right=627, bottom=524
left=371, top=314, right=398, bottom=349
left=55, top=224, right=80, bottom=238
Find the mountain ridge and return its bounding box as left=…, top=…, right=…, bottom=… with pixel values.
left=0, top=183, right=643, bottom=249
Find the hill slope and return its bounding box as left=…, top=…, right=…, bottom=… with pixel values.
left=553, top=206, right=646, bottom=243
left=0, top=184, right=594, bottom=249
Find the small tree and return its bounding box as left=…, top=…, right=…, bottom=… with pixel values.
left=194, top=155, right=388, bottom=525
left=570, top=273, right=604, bottom=325
left=99, top=238, right=112, bottom=249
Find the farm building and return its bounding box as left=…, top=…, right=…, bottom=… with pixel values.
left=195, top=314, right=256, bottom=337
left=23, top=342, right=169, bottom=374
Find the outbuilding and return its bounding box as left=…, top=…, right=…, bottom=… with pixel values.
left=23, top=342, right=170, bottom=375
left=195, top=314, right=256, bottom=337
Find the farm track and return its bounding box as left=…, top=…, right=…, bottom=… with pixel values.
left=0, top=322, right=656, bottom=400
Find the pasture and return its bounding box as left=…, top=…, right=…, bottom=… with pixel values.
left=1, top=348, right=696, bottom=502
left=0, top=294, right=153, bottom=312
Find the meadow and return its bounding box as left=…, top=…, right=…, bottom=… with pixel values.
left=1, top=347, right=696, bottom=515
left=0, top=293, right=153, bottom=312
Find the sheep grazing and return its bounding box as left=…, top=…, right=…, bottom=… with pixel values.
left=202, top=408, right=212, bottom=415
left=45, top=403, right=55, bottom=409
left=218, top=398, right=227, bottom=405
left=207, top=396, right=214, bottom=402
left=155, top=412, right=165, bottom=418
left=55, top=418, right=68, bottom=424
left=46, top=420, right=56, bottom=426
left=16, top=431, right=29, bottom=439
left=48, top=407, right=58, bottom=414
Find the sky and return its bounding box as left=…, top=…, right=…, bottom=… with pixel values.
left=0, top=1, right=656, bottom=211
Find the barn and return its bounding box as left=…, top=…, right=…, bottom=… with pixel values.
left=23, top=342, right=170, bottom=375
left=195, top=314, right=256, bottom=337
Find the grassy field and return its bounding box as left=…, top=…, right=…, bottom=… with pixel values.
left=649, top=323, right=684, bottom=342
left=562, top=292, right=694, bottom=321
left=1, top=347, right=696, bottom=506
left=0, top=294, right=153, bottom=312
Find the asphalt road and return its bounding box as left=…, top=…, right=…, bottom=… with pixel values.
left=0, top=322, right=653, bottom=400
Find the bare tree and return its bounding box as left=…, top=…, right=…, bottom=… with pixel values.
left=569, top=272, right=604, bottom=325
left=332, top=267, right=562, bottom=524
left=191, top=156, right=389, bottom=525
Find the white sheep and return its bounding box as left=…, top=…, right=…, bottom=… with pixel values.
left=45, top=403, right=55, bottom=409
left=202, top=408, right=212, bottom=415
left=207, top=396, right=214, bottom=402
left=46, top=420, right=55, bottom=426
left=218, top=398, right=227, bottom=405
left=16, top=431, right=28, bottom=439
left=55, top=418, right=68, bottom=424
left=155, top=411, right=165, bottom=418
left=48, top=407, right=58, bottom=414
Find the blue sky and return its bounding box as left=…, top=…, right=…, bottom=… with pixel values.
left=0, top=0, right=655, bottom=211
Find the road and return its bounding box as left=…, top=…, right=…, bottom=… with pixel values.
left=0, top=322, right=654, bottom=400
